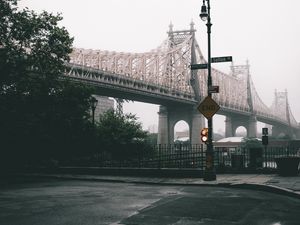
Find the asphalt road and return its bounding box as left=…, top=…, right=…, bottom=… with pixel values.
left=0, top=178, right=299, bottom=225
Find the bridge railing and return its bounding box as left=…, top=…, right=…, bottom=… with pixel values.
left=64, top=63, right=197, bottom=102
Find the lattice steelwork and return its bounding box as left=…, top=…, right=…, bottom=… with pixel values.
left=270, top=90, right=298, bottom=127
left=69, top=32, right=193, bottom=94
left=203, top=64, right=250, bottom=114
left=66, top=24, right=298, bottom=129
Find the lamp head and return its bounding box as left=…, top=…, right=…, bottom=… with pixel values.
left=199, top=4, right=208, bottom=21
left=90, top=96, right=98, bottom=110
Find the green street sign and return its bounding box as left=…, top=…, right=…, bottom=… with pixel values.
left=190, top=63, right=208, bottom=70
left=211, top=56, right=232, bottom=63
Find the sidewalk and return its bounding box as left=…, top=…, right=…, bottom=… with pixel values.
left=21, top=172, right=300, bottom=199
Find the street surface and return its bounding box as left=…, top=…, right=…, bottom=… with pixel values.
left=0, top=178, right=299, bottom=225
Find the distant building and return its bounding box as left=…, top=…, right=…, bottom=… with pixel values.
left=214, top=137, right=244, bottom=152
left=214, top=137, right=261, bottom=154
left=175, top=130, right=189, bottom=141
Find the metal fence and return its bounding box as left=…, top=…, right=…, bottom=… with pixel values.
left=142, top=144, right=206, bottom=169
left=96, top=144, right=205, bottom=168
left=214, top=146, right=299, bottom=171
left=93, top=144, right=300, bottom=172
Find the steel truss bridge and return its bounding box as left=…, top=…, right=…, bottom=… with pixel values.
left=65, top=22, right=300, bottom=142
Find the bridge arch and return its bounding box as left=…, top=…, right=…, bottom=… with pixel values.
left=173, top=120, right=190, bottom=143
left=235, top=126, right=247, bottom=137
left=225, top=115, right=257, bottom=138
left=157, top=105, right=205, bottom=145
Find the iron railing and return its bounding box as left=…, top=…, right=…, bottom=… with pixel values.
left=86, top=144, right=300, bottom=172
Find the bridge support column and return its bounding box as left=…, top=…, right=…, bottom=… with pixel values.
left=157, top=105, right=205, bottom=145
left=157, top=106, right=169, bottom=144
left=225, top=114, right=257, bottom=138
left=248, top=115, right=257, bottom=138
left=225, top=116, right=233, bottom=137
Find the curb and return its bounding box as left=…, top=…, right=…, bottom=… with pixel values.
left=13, top=173, right=300, bottom=200
left=228, top=183, right=300, bottom=200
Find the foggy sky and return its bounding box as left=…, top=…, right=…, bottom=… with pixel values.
left=19, top=0, right=300, bottom=131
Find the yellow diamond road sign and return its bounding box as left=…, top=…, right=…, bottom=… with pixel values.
left=197, top=96, right=220, bottom=119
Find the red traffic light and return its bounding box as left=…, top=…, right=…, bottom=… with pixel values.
left=201, top=128, right=209, bottom=143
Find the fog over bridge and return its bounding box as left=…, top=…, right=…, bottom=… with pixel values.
left=65, top=23, right=300, bottom=144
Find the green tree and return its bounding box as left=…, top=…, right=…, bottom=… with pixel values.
left=0, top=0, right=93, bottom=167
left=145, top=133, right=158, bottom=146
left=241, top=137, right=263, bottom=149
left=97, top=110, right=153, bottom=161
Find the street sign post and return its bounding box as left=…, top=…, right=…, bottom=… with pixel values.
left=197, top=96, right=220, bottom=119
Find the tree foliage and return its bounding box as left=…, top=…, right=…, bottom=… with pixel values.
left=0, top=1, right=155, bottom=168
left=0, top=0, right=94, bottom=167
left=241, top=137, right=263, bottom=149
left=0, top=0, right=73, bottom=87
left=96, top=110, right=154, bottom=161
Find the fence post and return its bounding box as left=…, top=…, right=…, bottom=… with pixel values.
left=158, top=144, right=161, bottom=169
left=179, top=143, right=182, bottom=168
left=263, top=145, right=267, bottom=168
left=138, top=148, right=141, bottom=168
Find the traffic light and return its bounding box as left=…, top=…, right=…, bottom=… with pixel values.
left=262, top=128, right=268, bottom=145
left=201, top=128, right=209, bottom=143
left=262, top=128, right=268, bottom=136
left=262, top=135, right=268, bottom=145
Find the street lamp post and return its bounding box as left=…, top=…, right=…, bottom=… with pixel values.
left=90, top=96, right=98, bottom=125
left=200, top=0, right=216, bottom=181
